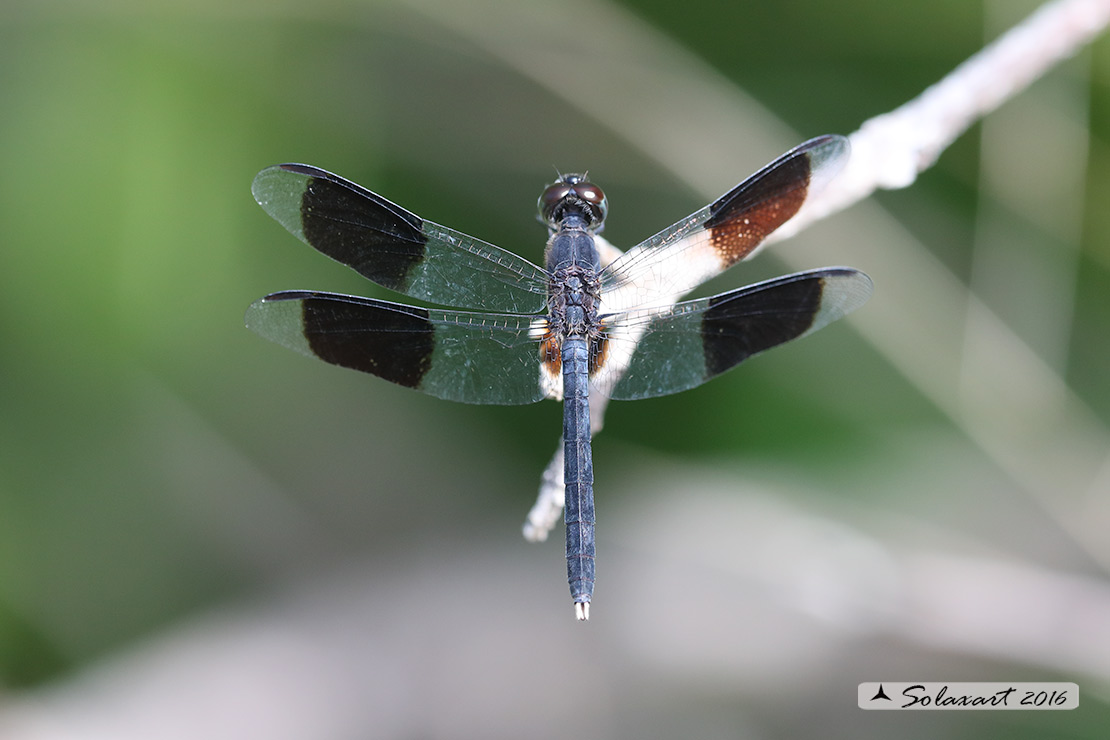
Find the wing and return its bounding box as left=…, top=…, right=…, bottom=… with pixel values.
left=592, top=268, right=872, bottom=401
left=252, top=165, right=550, bottom=313
left=245, top=291, right=552, bottom=405
left=598, top=135, right=849, bottom=313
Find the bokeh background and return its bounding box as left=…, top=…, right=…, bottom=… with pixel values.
left=2, top=0, right=1109, bottom=737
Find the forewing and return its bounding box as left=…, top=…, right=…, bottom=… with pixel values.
left=252, top=165, right=550, bottom=313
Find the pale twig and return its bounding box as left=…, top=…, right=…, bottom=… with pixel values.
left=772, top=0, right=1110, bottom=241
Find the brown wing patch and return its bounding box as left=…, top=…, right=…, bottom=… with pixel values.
left=706, top=153, right=811, bottom=268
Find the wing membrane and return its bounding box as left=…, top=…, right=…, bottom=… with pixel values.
left=252, top=165, right=550, bottom=313
left=246, top=291, right=550, bottom=405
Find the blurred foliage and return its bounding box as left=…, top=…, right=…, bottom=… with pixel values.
left=0, top=0, right=1107, bottom=736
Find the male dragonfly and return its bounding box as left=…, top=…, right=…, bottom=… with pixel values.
left=245, top=135, right=872, bottom=621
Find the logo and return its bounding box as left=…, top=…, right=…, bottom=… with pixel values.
left=858, top=683, right=1078, bottom=710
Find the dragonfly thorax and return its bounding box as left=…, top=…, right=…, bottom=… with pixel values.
left=548, top=264, right=601, bottom=339
left=545, top=226, right=601, bottom=272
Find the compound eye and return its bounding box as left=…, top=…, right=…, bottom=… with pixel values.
left=573, top=182, right=608, bottom=228
left=538, top=182, right=575, bottom=227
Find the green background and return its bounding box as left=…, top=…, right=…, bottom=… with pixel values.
left=1, top=0, right=1108, bottom=737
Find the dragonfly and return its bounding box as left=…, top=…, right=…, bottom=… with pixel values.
left=245, top=135, right=872, bottom=621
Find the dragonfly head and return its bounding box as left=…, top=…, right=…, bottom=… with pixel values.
left=538, top=173, right=608, bottom=231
